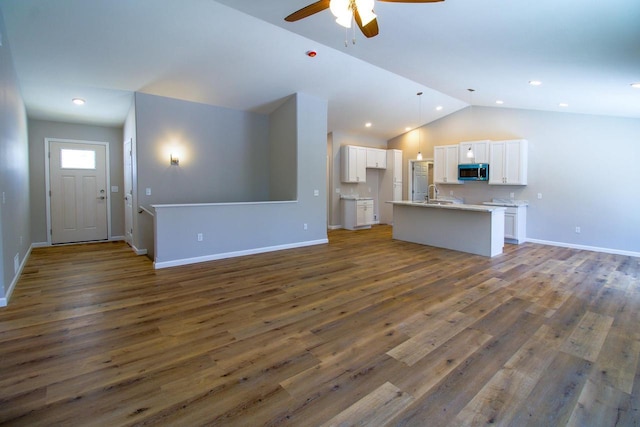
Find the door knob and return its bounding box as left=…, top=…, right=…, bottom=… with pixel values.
left=97, top=196, right=106, bottom=200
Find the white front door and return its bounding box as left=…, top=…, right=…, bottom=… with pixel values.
left=123, top=138, right=134, bottom=246
left=49, top=141, right=108, bottom=244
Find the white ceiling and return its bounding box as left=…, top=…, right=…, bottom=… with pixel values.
left=1, top=0, right=639, bottom=140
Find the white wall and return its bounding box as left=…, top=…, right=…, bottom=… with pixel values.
left=28, top=119, right=125, bottom=243
left=388, top=106, right=640, bottom=254
left=0, top=8, right=29, bottom=303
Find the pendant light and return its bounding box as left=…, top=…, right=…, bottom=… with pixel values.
left=416, top=91, right=423, bottom=160
left=466, top=88, right=475, bottom=160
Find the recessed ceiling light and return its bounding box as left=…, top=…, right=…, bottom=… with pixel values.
left=435, top=106, right=443, bottom=111
left=559, top=103, right=569, bottom=107
left=405, top=127, right=412, bottom=131
left=631, top=82, right=640, bottom=89
left=365, top=122, right=372, bottom=128
left=529, top=80, right=542, bottom=86
left=495, top=100, right=504, bottom=105
left=72, top=98, right=86, bottom=105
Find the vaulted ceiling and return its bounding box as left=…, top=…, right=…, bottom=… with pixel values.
left=1, top=0, right=639, bottom=140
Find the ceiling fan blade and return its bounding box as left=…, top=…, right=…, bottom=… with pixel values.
left=285, top=0, right=331, bottom=22
left=377, top=0, right=444, bottom=3
left=354, top=9, right=379, bottom=38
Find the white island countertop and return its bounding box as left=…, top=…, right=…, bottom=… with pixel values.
left=388, top=201, right=506, bottom=213
left=389, top=201, right=506, bottom=257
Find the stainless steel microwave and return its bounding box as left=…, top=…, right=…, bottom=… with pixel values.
left=458, top=163, right=489, bottom=181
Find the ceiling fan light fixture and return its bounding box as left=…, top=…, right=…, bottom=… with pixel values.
left=631, top=82, right=640, bottom=89
left=355, top=0, right=376, bottom=26
left=330, top=0, right=352, bottom=28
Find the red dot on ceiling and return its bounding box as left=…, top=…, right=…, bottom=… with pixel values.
left=306, top=50, right=317, bottom=58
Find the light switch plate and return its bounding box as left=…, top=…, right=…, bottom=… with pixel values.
left=111, top=186, right=119, bottom=193
left=145, top=188, right=151, bottom=196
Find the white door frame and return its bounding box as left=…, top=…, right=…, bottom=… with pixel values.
left=44, top=138, right=112, bottom=245
left=407, top=158, right=433, bottom=202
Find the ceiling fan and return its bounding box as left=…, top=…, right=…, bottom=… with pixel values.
left=285, top=0, right=444, bottom=39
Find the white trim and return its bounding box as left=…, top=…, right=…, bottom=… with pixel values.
left=131, top=244, right=148, bottom=256
left=31, top=242, right=49, bottom=248
left=110, top=235, right=125, bottom=241
left=526, top=238, right=640, bottom=258
left=328, top=225, right=342, bottom=230
left=0, top=246, right=33, bottom=307
left=44, top=138, right=112, bottom=245
left=151, top=200, right=298, bottom=209
left=153, top=238, right=329, bottom=269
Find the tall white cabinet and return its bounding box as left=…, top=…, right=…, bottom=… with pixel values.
left=379, top=149, right=403, bottom=224
left=489, top=139, right=528, bottom=185
left=434, top=145, right=463, bottom=184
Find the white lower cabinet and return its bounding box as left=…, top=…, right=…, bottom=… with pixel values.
left=342, top=199, right=374, bottom=230
left=504, top=206, right=527, bottom=244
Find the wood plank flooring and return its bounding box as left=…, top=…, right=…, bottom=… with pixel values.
left=1, top=225, right=639, bottom=426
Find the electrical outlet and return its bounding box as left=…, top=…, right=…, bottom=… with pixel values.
left=197, top=233, right=203, bottom=241
left=314, top=189, right=319, bottom=196
left=575, top=226, right=581, bottom=234
left=449, top=191, right=454, bottom=196
left=537, top=193, right=542, bottom=199
left=510, top=192, right=515, bottom=199
left=336, top=188, right=341, bottom=193
left=303, top=223, right=308, bottom=230
left=145, top=187, right=151, bottom=196
left=2, top=192, right=5, bottom=204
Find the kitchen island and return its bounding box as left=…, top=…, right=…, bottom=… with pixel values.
left=389, top=201, right=506, bottom=257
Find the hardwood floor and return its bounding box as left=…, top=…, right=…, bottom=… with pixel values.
left=1, top=225, right=639, bottom=426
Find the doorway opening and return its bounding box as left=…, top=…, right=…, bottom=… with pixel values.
left=408, top=159, right=434, bottom=202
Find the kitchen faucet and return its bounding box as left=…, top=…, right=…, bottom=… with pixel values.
left=427, top=184, right=439, bottom=201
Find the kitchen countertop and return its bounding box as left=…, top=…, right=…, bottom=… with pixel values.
left=388, top=201, right=506, bottom=213
left=482, top=198, right=529, bottom=207
left=340, top=195, right=373, bottom=200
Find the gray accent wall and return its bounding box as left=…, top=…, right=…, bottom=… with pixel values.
left=388, top=106, right=640, bottom=254
left=27, top=119, right=125, bottom=243
left=151, top=92, right=328, bottom=267
left=132, top=92, right=327, bottom=262
left=268, top=95, right=297, bottom=201
left=0, top=8, right=29, bottom=302
left=134, top=92, right=270, bottom=208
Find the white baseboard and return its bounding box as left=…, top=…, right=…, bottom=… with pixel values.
left=110, top=235, right=125, bottom=241
left=153, top=238, right=329, bottom=269
left=526, top=238, right=640, bottom=258
left=130, top=244, right=148, bottom=256
left=0, top=246, right=33, bottom=307
left=328, top=225, right=342, bottom=230
left=31, top=242, right=49, bottom=248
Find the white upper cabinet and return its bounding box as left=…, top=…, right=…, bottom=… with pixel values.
left=459, top=140, right=490, bottom=164
left=489, top=139, right=528, bottom=185
left=341, top=145, right=367, bottom=183
left=434, top=145, right=463, bottom=184
left=366, top=148, right=387, bottom=169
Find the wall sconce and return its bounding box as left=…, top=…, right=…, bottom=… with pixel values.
left=170, top=153, right=179, bottom=166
